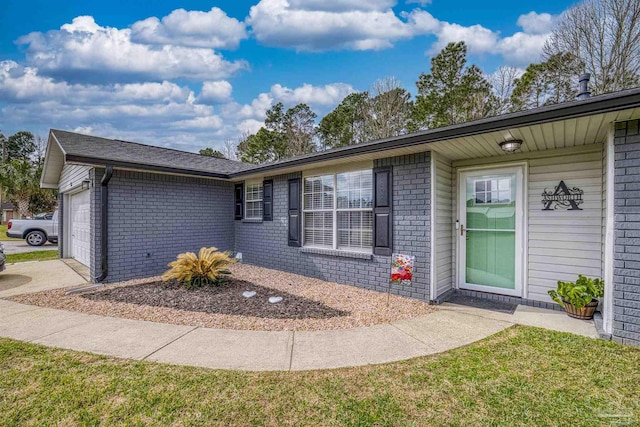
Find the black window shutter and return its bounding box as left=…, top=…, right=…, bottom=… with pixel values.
left=373, top=166, right=393, bottom=256
left=288, top=178, right=301, bottom=247
left=234, top=183, right=244, bottom=220
left=263, top=179, right=273, bottom=221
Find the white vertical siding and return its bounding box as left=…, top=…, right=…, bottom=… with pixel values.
left=59, top=165, right=91, bottom=193
left=433, top=153, right=454, bottom=298
left=527, top=148, right=603, bottom=302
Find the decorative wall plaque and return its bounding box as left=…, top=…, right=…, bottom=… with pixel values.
left=541, top=180, right=583, bottom=211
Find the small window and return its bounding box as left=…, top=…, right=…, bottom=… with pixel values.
left=473, top=177, right=512, bottom=205
left=245, top=183, right=263, bottom=219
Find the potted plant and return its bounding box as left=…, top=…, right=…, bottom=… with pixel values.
left=548, top=275, right=604, bottom=320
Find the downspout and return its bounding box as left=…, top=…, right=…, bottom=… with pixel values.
left=95, top=165, right=113, bottom=282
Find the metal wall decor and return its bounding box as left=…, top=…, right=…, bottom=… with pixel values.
left=541, top=180, right=583, bottom=211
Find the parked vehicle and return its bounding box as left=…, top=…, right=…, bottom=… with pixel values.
left=0, top=243, right=5, bottom=272
left=33, top=212, right=54, bottom=220
left=6, top=210, right=59, bottom=246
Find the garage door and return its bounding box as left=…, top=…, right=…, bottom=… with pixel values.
left=70, top=190, right=91, bottom=267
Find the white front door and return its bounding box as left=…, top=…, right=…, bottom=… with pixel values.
left=70, top=190, right=91, bottom=267
left=458, top=166, right=524, bottom=297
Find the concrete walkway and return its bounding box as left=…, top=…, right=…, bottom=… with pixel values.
left=0, top=260, right=599, bottom=371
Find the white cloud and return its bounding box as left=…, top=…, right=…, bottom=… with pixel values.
left=0, top=62, right=353, bottom=153
left=406, top=0, right=432, bottom=5
left=0, top=61, right=193, bottom=104
left=517, top=11, right=556, bottom=34
left=247, top=2, right=551, bottom=65
left=199, top=81, right=233, bottom=104
left=496, top=32, right=549, bottom=65
left=130, top=7, right=247, bottom=49
left=428, top=21, right=499, bottom=54
left=248, top=0, right=414, bottom=51
left=237, top=119, right=264, bottom=135
left=270, top=83, right=354, bottom=105
left=406, top=9, right=551, bottom=66
left=171, top=115, right=223, bottom=129
left=288, top=0, right=396, bottom=12
left=238, top=93, right=274, bottom=119
left=17, top=16, right=248, bottom=82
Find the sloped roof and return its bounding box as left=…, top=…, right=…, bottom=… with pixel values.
left=51, top=130, right=254, bottom=177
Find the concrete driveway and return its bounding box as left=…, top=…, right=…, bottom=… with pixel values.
left=2, top=240, right=58, bottom=254
left=0, top=259, right=86, bottom=298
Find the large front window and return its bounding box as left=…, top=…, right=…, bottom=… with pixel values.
left=303, top=170, right=373, bottom=252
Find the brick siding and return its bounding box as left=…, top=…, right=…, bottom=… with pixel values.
left=234, top=152, right=431, bottom=301
left=97, top=169, right=235, bottom=283
left=613, top=119, right=640, bottom=346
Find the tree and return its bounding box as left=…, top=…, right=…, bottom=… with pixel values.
left=318, top=92, right=370, bottom=149
left=510, top=53, right=584, bottom=111
left=544, top=0, right=640, bottom=94
left=223, top=138, right=239, bottom=161
left=237, top=128, right=284, bottom=164
left=0, top=131, right=6, bottom=161
left=237, top=102, right=318, bottom=164
left=4, top=131, right=36, bottom=161
left=0, top=159, right=41, bottom=218
left=199, top=147, right=226, bottom=158
left=412, top=42, right=497, bottom=130
left=283, top=103, right=317, bottom=157
left=488, top=66, right=521, bottom=115
left=368, top=77, right=413, bottom=140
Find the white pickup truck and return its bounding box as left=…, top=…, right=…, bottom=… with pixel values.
left=6, top=211, right=59, bottom=246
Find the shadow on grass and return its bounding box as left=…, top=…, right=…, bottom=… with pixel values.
left=82, top=279, right=350, bottom=320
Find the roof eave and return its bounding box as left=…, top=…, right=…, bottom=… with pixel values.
left=64, top=155, right=232, bottom=179
left=39, top=131, right=66, bottom=189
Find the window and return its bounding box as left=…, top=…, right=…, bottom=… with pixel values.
left=473, top=177, right=512, bottom=205
left=303, top=169, right=373, bottom=252
left=245, top=183, right=263, bottom=219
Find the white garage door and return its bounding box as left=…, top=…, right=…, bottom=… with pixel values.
left=70, top=190, right=91, bottom=267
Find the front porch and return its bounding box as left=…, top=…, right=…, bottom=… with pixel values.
left=425, top=110, right=634, bottom=339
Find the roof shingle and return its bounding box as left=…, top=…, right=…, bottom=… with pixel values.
left=51, top=129, right=254, bottom=177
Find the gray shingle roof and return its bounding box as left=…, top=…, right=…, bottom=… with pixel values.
left=51, top=129, right=254, bottom=177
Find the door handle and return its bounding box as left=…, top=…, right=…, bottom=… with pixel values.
left=460, top=224, right=465, bottom=236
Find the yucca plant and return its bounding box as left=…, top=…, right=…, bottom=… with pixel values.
left=162, top=247, right=235, bottom=289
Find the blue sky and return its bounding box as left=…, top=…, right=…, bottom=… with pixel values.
left=0, top=0, right=574, bottom=153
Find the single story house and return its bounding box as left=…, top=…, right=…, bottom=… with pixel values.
left=41, top=87, right=640, bottom=346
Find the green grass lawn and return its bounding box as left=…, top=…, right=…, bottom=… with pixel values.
left=0, top=326, right=638, bottom=426
left=5, top=250, right=58, bottom=264
left=0, top=224, right=20, bottom=241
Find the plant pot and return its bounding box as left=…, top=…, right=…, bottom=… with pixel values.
left=562, top=299, right=598, bottom=320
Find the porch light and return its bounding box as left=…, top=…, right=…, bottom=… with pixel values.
left=81, top=180, right=91, bottom=190
left=498, top=139, right=522, bottom=153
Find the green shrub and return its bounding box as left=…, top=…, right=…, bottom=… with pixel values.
left=548, top=275, right=604, bottom=309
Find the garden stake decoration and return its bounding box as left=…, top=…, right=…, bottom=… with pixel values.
left=388, top=253, right=415, bottom=305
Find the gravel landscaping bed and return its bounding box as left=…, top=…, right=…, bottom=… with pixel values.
left=8, top=263, right=435, bottom=331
